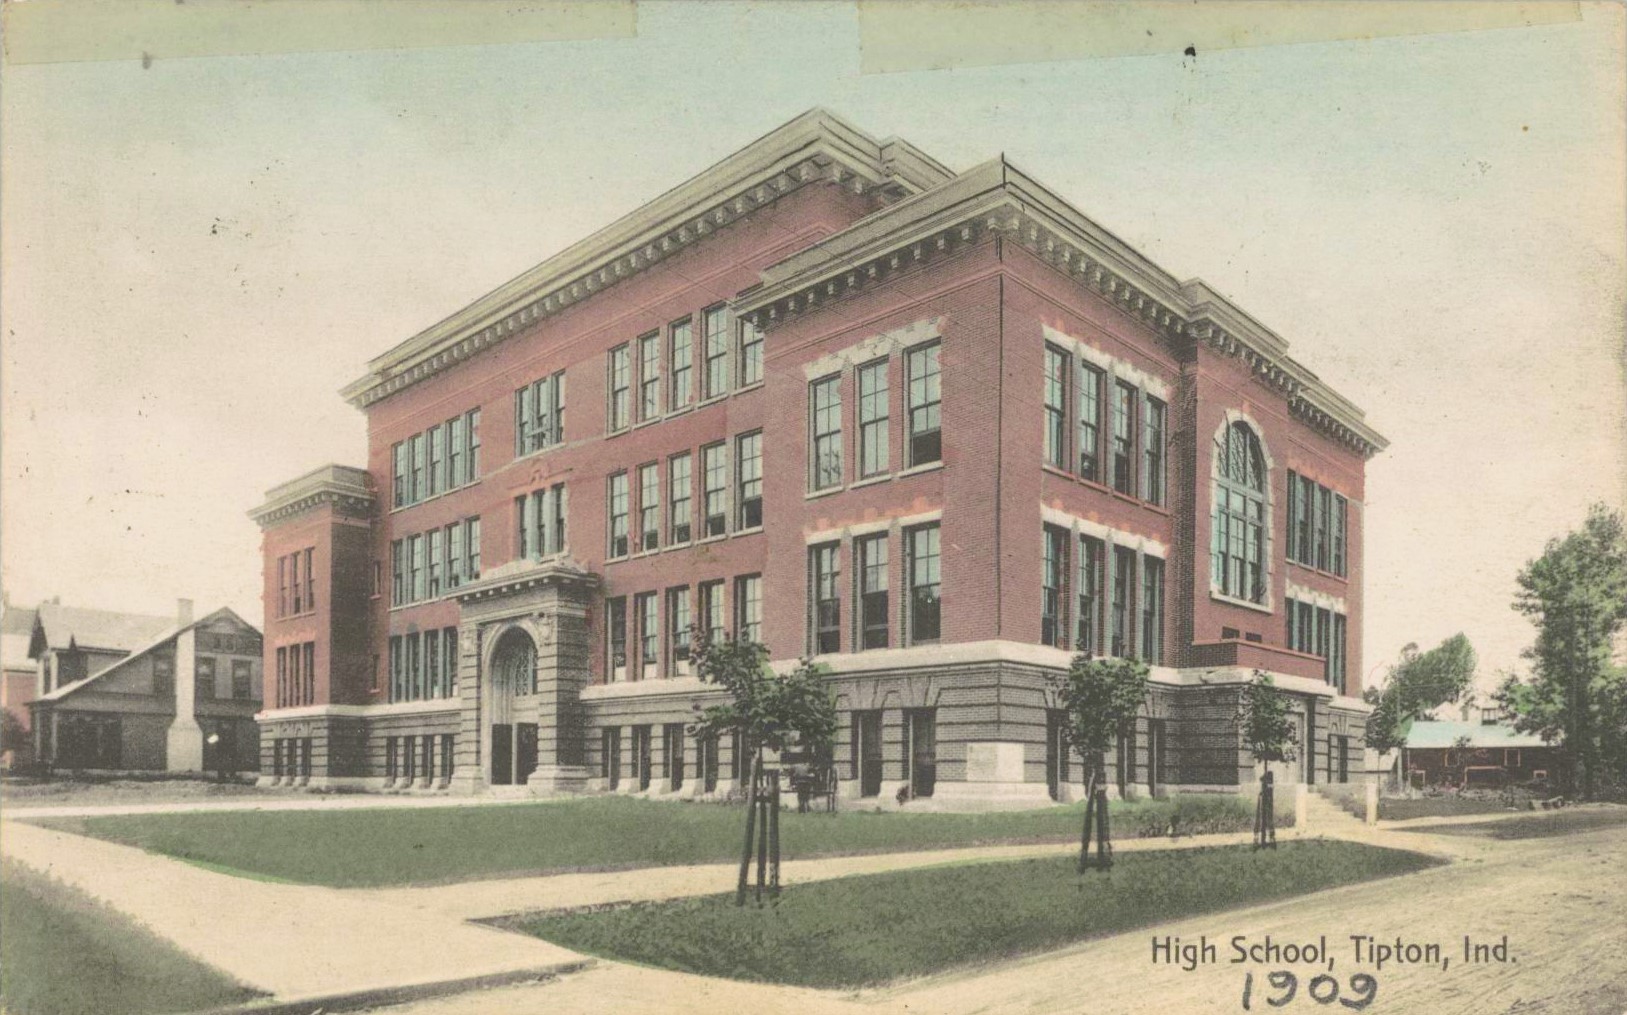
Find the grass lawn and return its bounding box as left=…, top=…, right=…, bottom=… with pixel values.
left=501, top=840, right=1443, bottom=989
left=1399, top=805, right=1627, bottom=840
left=1379, top=796, right=1533, bottom=821
left=34, top=793, right=1287, bottom=888
left=0, top=860, right=262, bottom=1015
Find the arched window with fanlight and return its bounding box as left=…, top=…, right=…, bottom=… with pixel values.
left=1212, top=420, right=1268, bottom=603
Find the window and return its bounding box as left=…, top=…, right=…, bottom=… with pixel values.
left=1042, top=525, right=1068, bottom=647
left=607, top=472, right=629, bottom=558
left=466, top=517, right=481, bottom=580
left=195, top=656, right=217, bottom=701
left=152, top=653, right=176, bottom=698
left=448, top=414, right=465, bottom=485
left=638, top=331, right=662, bottom=421
left=516, top=492, right=536, bottom=560
left=1211, top=421, right=1267, bottom=603
left=1077, top=535, right=1104, bottom=656
left=1332, top=495, right=1348, bottom=577
left=1112, top=380, right=1136, bottom=495
left=635, top=591, right=658, bottom=681
left=608, top=344, right=630, bottom=431
left=703, top=305, right=729, bottom=398
left=467, top=409, right=481, bottom=480
left=810, top=376, right=842, bottom=491
left=668, top=587, right=692, bottom=677
left=670, top=317, right=693, bottom=410
left=390, top=541, right=405, bottom=606
left=607, top=597, right=627, bottom=682
left=906, top=342, right=942, bottom=467
left=602, top=728, right=621, bottom=789
left=425, top=629, right=440, bottom=700
left=739, top=317, right=764, bottom=387
left=1143, top=396, right=1166, bottom=506
left=736, top=431, right=763, bottom=529
left=1286, top=597, right=1348, bottom=691
left=427, top=528, right=443, bottom=597
left=699, top=580, right=725, bottom=646
left=639, top=464, right=660, bottom=552
left=290, top=550, right=302, bottom=614
left=1079, top=363, right=1102, bottom=482
left=1043, top=345, right=1068, bottom=469
left=1141, top=557, right=1165, bottom=664
left=810, top=543, right=841, bottom=654
left=857, top=359, right=889, bottom=478
left=1289, top=472, right=1313, bottom=566
left=427, top=424, right=444, bottom=497
left=1111, top=547, right=1134, bottom=656
left=735, top=575, right=763, bottom=645
left=515, top=371, right=565, bottom=455
left=668, top=452, right=692, bottom=544
left=1315, top=484, right=1331, bottom=571
left=906, top=524, right=941, bottom=644
left=410, top=433, right=426, bottom=504
left=410, top=533, right=426, bottom=601
left=702, top=443, right=728, bottom=538
left=857, top=534, right=889, bottom=650
left=442, top=628, right=458, bottom=698
left=392, top=441, right=408, bottom=508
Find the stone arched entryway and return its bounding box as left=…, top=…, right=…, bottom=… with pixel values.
left=487, top=626, right=537, bottom=786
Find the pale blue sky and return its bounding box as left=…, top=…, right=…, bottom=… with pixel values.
left=3, top=2, right=1622, bottom=693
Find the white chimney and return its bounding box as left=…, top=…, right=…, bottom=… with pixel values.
left=177, top=598, right=194, bottom=626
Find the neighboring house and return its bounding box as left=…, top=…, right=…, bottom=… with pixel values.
left=1400, top=720, right=1556, bottom=789
left=252, top=109, right=1386, bottom=805
left=1, top=597, right=39, bottom=767
left=28, top=600, right=263, bottom=773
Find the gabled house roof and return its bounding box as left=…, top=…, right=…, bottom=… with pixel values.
left=28, top=602, right=173, bottom=659
left=1404, top=720, right=1549, bottom=750
left=32, top=607, right=259, bottom=706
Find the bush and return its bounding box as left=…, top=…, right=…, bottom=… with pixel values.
left=1115, top=794, right=1291, bottom=838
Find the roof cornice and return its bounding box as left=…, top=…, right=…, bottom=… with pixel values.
left=735, top=158, right=1388, bottom=458
left=249, top=464, right=374, bottom=528
left=342, top=109, right=954, bottom=411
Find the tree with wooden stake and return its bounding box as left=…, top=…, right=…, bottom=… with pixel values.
left=1051, top=655, right=1149, bottom=873
left=689, top=638, right=839, bottom=906
left=1236, top=671, right=1299, bottom=850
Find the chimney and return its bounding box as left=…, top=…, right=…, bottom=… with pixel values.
left=176, top=598, right=194, bottom=626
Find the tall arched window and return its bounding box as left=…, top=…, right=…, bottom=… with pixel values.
left=1212, top=420, right=1267, bottom=603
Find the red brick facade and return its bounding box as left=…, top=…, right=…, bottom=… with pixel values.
left=252, top=111, right=1383, bottom=803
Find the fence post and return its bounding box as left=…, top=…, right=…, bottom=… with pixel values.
left=1365, top=779, right=1379, bottom=826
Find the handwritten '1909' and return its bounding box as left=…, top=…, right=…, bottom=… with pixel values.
left=1241, top=971, right=1378, bottom=1010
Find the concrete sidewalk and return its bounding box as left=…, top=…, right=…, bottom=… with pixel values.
left=0, top=820, right=589, bottom=1002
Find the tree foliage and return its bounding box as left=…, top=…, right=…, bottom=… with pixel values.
left=1496, top=504, right=1627, bottom=798
left=1052, top=655, right=1149, bottom=783
left=1363, top=634, right=1478, bottom=753
left=1236, top=671, right=1298, bottom=764
left=689, top=637, right=839, bottom=762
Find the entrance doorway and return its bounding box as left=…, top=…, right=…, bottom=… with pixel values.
left=903, top=708, right=936, bottom=799
left=489, top=628, right=537, bottom=787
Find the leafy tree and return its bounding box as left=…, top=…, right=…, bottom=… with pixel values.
left=1497, top=504, right=1627, bottom=799
left=1364, top=634, right=1478, bottom=754
left=1236, top=671, right=1298, bottom=848
left=1237, top=671, right=1299, bottom=765
left=0, top=710, right=27, bottom=758
left=1051, top=656, right=1148, bottom=872
left=689, top=637, right=839, bottom=904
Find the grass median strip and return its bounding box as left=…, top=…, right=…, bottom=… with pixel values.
left=500, top=841, right=1443, bottom=989
left=0, top=859, right=263, bottom=1015
left=34, top=793, right=1287, bottom=888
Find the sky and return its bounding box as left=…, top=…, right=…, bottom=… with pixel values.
left=2, top=1, right=1623, bottom=696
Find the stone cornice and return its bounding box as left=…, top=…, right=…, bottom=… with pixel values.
left=248, top=464, right=374, bottom=529
left=735, top=158, right=1389, bottom=459
left=342, top=109, right=953, bottom=410
left=451, top=557, right=600, bottom=604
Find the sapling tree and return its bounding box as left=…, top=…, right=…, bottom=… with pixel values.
left=1052, top=655, right=1148, bottom=872
left=1236, top=671, right=1299, bottom=848
left=689, top=637, right=839, bottom=905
